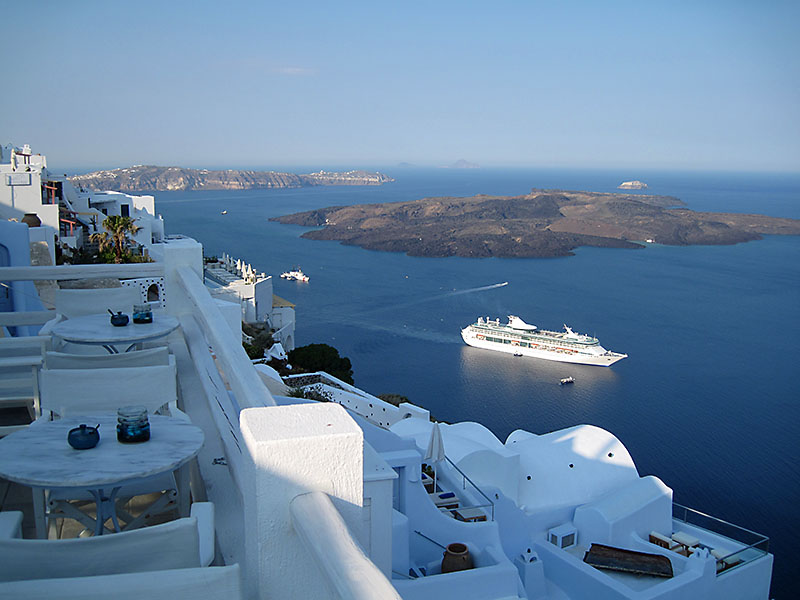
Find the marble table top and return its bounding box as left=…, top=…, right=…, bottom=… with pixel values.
left=51, top=313, right=179, bottom=346
left=0, top=415, right=204, bottom=490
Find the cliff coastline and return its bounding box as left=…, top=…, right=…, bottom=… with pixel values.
left=69, top=165, right=394, bottom=192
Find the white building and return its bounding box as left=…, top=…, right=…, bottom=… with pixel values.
left=205, top=255, right=296, bottom=351
left=1, top=142, right=164, bottom=262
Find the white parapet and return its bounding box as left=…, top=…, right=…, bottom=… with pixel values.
left=240, top=403, right=365, bottom=599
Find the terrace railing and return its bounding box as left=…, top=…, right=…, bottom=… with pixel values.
left=672, top=503, right=769, bottom=574
left=444, top=456, right=495, bottom=521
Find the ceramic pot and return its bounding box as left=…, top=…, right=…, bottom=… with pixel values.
left=441, top=542, right=473, bottom=573
left=21, top=213, right=41, bottom=227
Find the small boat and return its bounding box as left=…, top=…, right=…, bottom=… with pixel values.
left=513, top=352, right=522, bottom=357
left=560, top=376, right=575, bottom=385
left=221, top=210, right=228, bottom=215
left=280, top=267, right=309, bottom=282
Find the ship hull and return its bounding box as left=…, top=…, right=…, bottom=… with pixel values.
left=461, top=328, right=627, bottom=367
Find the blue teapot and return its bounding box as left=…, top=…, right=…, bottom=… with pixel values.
left=68, top=424, right=100, bottom=450
left=108, top=309, right=129, bottom=327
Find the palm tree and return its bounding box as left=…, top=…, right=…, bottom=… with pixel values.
left=91, top=215, right=141, bottom=263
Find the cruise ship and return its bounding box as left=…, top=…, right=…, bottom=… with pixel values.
left=0, top=141, right=774, bottom=599
left=462, top=316, right=628, bottom=366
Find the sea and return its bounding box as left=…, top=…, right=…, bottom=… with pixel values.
left=153, top=167, right=799, bottom=597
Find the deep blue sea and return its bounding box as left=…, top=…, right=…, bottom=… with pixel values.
left=154, top=168, right=799, bottom=597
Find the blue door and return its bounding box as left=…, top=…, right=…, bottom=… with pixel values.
left=0, top=243, right=12, bottom=314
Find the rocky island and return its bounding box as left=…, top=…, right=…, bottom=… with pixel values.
left=68, top=165, right=394, bottom=192
left=271, top=189, right=800, bottom=258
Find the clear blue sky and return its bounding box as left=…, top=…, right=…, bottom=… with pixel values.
left=2, top=1, right=798, bottom=172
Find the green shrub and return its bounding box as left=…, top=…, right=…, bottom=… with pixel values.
left=287, top=343, right=354, bottom=384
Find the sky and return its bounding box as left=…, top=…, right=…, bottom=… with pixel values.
left=1, top=1, right=799, bottom=172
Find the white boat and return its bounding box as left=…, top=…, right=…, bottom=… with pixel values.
left=0, top=140, right=774, bottom=600
left=280, top=267, right=309, bottom=282
left=560, top=376, right=575, bottom=385
left=462, top=315, right=627, bottom=366
left=221, top=210, right=227, bottom=215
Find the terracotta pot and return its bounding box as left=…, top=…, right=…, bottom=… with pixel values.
left=21, top=213, right=41, bottom=227
left=441, top=542, right=473, bottom=573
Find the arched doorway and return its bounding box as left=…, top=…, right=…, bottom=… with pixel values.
left=147, top=283, right=160, bottom=302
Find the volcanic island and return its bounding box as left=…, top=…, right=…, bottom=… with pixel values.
left=271, top=189, right=800, bottom=258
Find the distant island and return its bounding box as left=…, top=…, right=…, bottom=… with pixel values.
left=618, top=180, right=648, bottom=190
left=271, top=189, right=800, bottom=258
left=445, top=159, right=480, bottom=169
left=68, top=165, right=394, bottom=192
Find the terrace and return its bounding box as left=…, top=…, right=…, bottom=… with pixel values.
left=0, top=238, right=402, bottom=599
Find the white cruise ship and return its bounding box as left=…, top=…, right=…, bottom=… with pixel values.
left=462, top=315, right=628, bottom=366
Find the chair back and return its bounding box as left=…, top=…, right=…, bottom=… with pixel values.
left=0, top=564, right=242, bottom=600
left=39, top=355, right=177, bottom=418
left=0, top=515, right=201, bottom=582
left=55, top=287, right=140, bottom=319
left=45, top=347, right=170, bottom=369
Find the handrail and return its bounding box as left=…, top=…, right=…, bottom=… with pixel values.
left=290, top=491, right=402, bottom=600
left=673, top=503, right=770, bottom=542
left=0, top=310, right=54, bottom=327
left=174, top=266, right=275, bottom=410
left=444, top=455, right=495, bottom=520
left=0, top=263, right=164, bottom=281
left=672, top=502, right=769, bottom=575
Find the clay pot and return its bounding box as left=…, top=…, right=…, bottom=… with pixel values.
left=21, top=213, right=41, bottom=227
left=441, top=542, right=473, bottom=573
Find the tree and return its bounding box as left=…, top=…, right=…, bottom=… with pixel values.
left=287, top=343, right=354, bottom=384
left=91, top=216, right=141, bottom=263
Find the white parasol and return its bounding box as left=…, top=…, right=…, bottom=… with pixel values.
left=424, top=422, right=445, bottom=490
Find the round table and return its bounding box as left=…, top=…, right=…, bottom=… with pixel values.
left=0, top=415, right=204, bottom=536
left=51, top=313, right=180, bottom=353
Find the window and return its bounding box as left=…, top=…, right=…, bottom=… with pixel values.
left=121, top=204, right=130, bottom=217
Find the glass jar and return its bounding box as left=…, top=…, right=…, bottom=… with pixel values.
left=132, top=303, right=153, bottom=324
left=117, top=405, right=150, bottom=443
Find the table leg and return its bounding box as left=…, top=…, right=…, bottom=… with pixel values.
left=89, top=487, right=123, bottom=535
left=32, top=488, right=47, bottom=539
left=177, top=464, right=191, bottom=517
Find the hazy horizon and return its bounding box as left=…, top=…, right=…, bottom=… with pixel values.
left=3, top=1, right=798, bottom=173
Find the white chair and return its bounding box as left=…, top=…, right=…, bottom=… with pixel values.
left=37, top=357, right=186, bottom=534
left=0, top=503, right=216, bottom=582
left=0, top=335, right=49, bottom=435
left=0, top=565, right=242, bottom=600
left=38, top=355, right=179, bottom=419
left=39, top=287, right=141, bottom=353
left=44, top=346, right=170, bottom=370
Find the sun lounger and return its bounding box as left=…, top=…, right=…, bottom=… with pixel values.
left=711, top=547, right=742, bottom=572
left=429, top=491, right=460, bottom=509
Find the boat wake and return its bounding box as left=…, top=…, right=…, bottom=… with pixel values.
left=365, top=282, right=508, bottom=314
left=444, top=281, right=508, bottom=297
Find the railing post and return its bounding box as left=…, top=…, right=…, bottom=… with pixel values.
left=240, top=403, right=365, bottom=599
